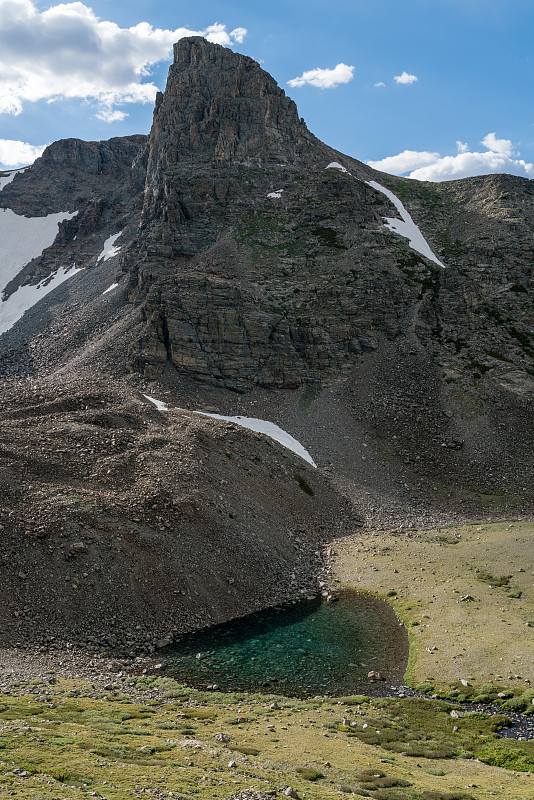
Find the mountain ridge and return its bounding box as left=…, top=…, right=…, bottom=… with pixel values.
left=0, top=37, right=532, bottom=650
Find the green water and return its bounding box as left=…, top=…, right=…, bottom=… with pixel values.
left=163, top=590, right=408, bottom=697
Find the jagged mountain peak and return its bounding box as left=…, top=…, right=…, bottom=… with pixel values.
left=138, top=38, right=366, bottom=257
left=149, top=36, right=318, bottom=168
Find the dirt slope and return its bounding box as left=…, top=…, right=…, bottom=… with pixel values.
left=0, top=373, right=354, bottom=653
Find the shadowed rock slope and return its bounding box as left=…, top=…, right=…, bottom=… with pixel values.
left=0, top=375, right=353, bottom=652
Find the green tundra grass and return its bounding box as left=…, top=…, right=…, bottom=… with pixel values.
left=0, top=676, right=532, bottom=800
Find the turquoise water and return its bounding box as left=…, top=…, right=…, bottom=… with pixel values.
left=162, top=590, right=408, bottom=697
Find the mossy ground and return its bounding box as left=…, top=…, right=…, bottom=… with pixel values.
left=332, top=520, right=534, bottom=693
left=0, top=678, right=532, bottom=800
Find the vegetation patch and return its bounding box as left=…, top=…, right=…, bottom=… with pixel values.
left=477, top=739, right=534, bottom=771
left=338, top=697, right=515, bottom=763
left=299, top=383, right=322, bottom=412
left=475, top=571, right=510, bottom=587
left=294, top=473, right=314, bottom=495
left=312, top=225, right=346, bottom=249
left=229, top=745, right=261, bottom=756
left=296, top=766, right=324, bottom=780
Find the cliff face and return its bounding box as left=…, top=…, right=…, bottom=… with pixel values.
left=0, top=135, right=147, bottom=300
left=164, top=36, right=316, bottom=167
left=135, top=37, right=347, bottom=261
left=115, top=39, right=534, bottom=405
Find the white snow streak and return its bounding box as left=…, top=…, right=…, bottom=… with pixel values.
left=143, top=395, right=169, bottom=412
left=0, top=264, right=83, bottom=336
left=326, top=162, right=349, bottom=173
left=97, top=232, right=122, bottom=263
left=0, top=208, right=77, bottom=293
left=366, top=180, right=445, bottom=268
left=142, top=396, right=317, bottom=467
left=196, top=412, right=317, bottom=467
left=0, top=167, right=27, bottom=192
left=102, top=282, right=119, bottom=295
left=267, top=190, right=284, bottom=198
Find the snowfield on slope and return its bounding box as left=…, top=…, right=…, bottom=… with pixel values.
left=97, top=232, right=122, bottom=263
left=196, top=412, right=317, bottom=467
left=367, top=180, right=445, bottom=268
left=0, top=208, right=77, bottom=294
left=0, top=167, right=28, bottom=193
left=0, top=265, right=84, bottom=336
left=0, top=207, right=79, bottom=338
left=325, top=162, right=349, bottom=173
left=143, top=396, right=317, bottom=467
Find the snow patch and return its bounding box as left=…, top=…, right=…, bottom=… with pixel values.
left=196, top=412, right=317, bottom=467
left=141, top=396, right=317, bottom=467
left=0, top=264, right=84, bottom=337
left=0, top=208, right=77, bottom=294
left=366, top=180, right=445, bottom=268
left=326, top=162, right=349, bottom=173
left=97, top=232, right=122, bottom=263
left=267, top=189, right=284, bottom=198
left=102, top=282, right=119, bottom=295
left=143, top=395, right=169, bottom=412
left=0, top=167, right=27, bottom=193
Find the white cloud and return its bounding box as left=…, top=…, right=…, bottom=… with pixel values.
left=227, top=27, right=247, bottom=44
left=409, top=151, right=533, bottom=181
left=287, top=63, right=354, bottom=89
left=96, top=108, right=127, bottom=123
left=367, top=133, right=534, bottom=182
left=0, top=138, right=47, bottom=168
left=374, top=81, right=386, bottom=88
left=367, top=150, right=441, bottom=175
left=0, top=0, right=247, bottom=121
left=481, top=132, right=513, bottom=157
left=394, top=71, right=418, bottom=85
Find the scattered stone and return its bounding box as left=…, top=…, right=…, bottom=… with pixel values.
left=367, top=671, right=384, bottom=682
left=283, top=789, right=300, bottom=799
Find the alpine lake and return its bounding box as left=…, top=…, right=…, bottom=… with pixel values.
left=160, top=590, right=409, bottom=697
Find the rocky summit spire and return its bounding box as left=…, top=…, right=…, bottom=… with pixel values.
left=138, top=37, right=335, bottom=254
left=148, top=36, right=318, bottom=168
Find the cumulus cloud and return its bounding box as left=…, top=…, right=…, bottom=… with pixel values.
left=0, top=138, right=47, bottom=168
left=481, top=132, right=513, bottom=157
left=394, top=71, right=418, bottom=85
left=0, top=0, right=247, bottom=120
left=367, top=133, right=534, bottom=182
left=367, top=150, right=441, bottom=175
left=374, top=81, right=386, bottom=88
left=96, top=108, right=127, bottom=123
left=287, top=63, right=354, bottom=89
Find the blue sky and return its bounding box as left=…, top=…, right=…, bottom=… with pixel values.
left=1, top=0, right=533, bottom=180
